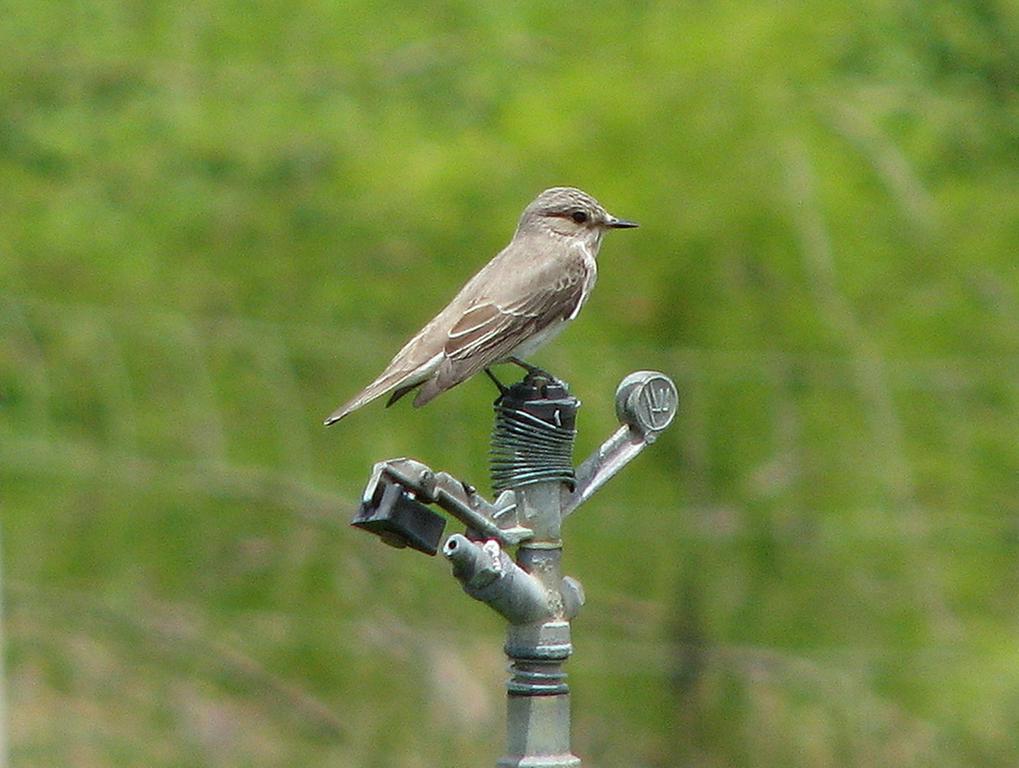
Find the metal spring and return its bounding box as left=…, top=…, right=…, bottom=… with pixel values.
left=490, top=400, right=576, bottom=492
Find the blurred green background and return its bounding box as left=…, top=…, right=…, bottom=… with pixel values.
left=2, top=1, right=1018, bottom=765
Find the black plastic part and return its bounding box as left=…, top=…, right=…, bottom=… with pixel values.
left=351, top=480, right=446, bottom=556
left=496, top=374, right=578, bottom=431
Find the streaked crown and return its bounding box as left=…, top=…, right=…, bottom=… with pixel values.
left=516, top=187, right=638, bottom=238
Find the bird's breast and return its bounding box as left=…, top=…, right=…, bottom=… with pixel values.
left=505, top=317, right=570, bottom=360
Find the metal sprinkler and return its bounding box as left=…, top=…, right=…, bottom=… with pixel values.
left=351, top=369, right=678, bottom=767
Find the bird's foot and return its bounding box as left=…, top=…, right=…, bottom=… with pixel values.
left=509, top=357, right=555, bottom=380
left=507, top=358, right=569, bottom=398
left=484, top=367, right=509, bottom=395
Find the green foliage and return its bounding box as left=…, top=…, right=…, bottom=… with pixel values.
left=2, top=0, right=1018, bottom=765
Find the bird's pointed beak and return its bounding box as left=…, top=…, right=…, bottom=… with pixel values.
left=607, top=215, right=639, bottom=229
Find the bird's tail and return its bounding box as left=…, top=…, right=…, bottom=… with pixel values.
left=323, top=369, right=421, bottom=426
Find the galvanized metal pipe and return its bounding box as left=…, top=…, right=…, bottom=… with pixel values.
left=443, top=534, right=552, bottom=625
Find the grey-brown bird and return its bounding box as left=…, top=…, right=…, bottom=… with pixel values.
left=324, top=186, right=637, bottom=425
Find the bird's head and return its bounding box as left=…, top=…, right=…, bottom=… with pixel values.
left=517, top=187, right=638, bottom=247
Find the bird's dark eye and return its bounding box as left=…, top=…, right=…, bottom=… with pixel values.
left=571, top=210, right=588, bottom=224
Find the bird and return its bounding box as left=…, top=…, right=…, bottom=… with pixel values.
left=324, top=186, right=637, bottom=426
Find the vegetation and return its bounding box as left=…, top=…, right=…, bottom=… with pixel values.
left=2, top=1, right=1018, bottom=765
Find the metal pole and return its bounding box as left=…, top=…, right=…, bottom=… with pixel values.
left=500, top=525, right=579, bottom=767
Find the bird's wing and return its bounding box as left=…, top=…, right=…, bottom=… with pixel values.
left=412, top=254, right=591, bottom=406
left=321, top=243, right=511, bottom=425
